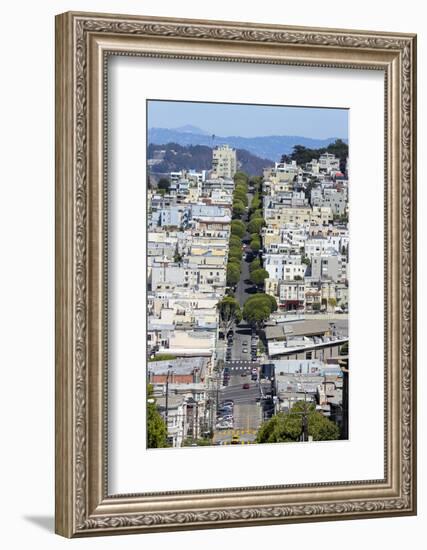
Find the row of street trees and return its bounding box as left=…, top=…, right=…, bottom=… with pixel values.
left=227, top=172, right=250, bottom=287
left=220, top=172, right=251, bottom=336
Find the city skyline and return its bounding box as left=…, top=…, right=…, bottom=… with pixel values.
left=148, top=100, right=348, bottom=140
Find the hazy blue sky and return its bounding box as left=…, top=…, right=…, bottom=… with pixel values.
left=148, top=100, right=348, bottom=139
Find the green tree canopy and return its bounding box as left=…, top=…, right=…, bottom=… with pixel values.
left=157, top=178, right=170, bottom=191
left=229, top=235, right=242, bottom=248
left=217, top=296, right=242, bottom=336
left=249, top=257, right=261, bottom=272
left=250, top=208, right=263, bottom=221
left=281, top=139, right=348, bottom=171
left=256, top=401, right=340, bottom=444
left=234, top=171, right=249, bottom=185
left=230, top=220, right=246, bottom=238
left=242, top=293, right=277, bottom=327
left=234, top=190, right=248, bottom=206
left=228, top=258, right=241, bottom=270
left=226, top=263, right=240, bottom=286
left=250, top=194, right=262, bottom=211
left=147, top=384, right=168, bottom=448
left=232, top=200, right=246, bottom=218
left=247, top=217, right=265, bottom=235
left=228, top=245, right=243, bottom=261
left=250, top=236, right=261, bottom=253
left=250, top=268, right=269, bottom=287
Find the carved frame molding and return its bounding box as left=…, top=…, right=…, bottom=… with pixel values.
left=55, top=12, right=416, bottom=537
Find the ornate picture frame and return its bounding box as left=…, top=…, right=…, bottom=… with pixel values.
left=55, top=11, right=417, bottom=537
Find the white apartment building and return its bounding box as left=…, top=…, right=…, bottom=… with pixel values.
left=264, top=254, right=306, bottom=281
left=211, top=145, right=237, bottom=179
left=319, top=152, right=340, bottom=173
left=323, top=189, right=347, bottom=215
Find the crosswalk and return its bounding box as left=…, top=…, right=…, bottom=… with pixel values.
left=225, top=361, right=259, bottom=369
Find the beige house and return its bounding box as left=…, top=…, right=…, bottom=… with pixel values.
left=211, top=145, right=237, bottom=179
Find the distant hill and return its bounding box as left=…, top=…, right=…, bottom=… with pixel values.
left=148, top=127, right=347, bottom=162
left=147, top=142, right=273, bottom=177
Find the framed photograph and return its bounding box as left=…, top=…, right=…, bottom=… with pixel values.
left=55, top=11, right=417, bottom=537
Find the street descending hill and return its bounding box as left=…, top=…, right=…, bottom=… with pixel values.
left=147, top=142, right=274, bottom=177
left=148, top=127, right=346, bottom=162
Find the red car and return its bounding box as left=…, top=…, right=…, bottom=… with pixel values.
left=242, top=383, right=250, bottom=389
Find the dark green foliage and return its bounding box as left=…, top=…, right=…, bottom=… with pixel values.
left=250, top=236, right=261, bottom=253
left=256, top=401, right=340, bottom=444
left=229, top=235, right=242, bottom=248
left=234, top=171, right=249, bottom=185
left=242, top=293, right=277, bottom=327
left=247, top=217, right=265, bottom=235
left=157, top=178, right=170, bottom=191
left=147, top=384, right=168, bottom=448
left=227, top=263, right=240, bottom=286
left=230, top=220, right=246, bottom=238
left=249, top=257, right=261, bottom=272
left=232, top=200, right=246, bottom=218
left=281, top=139, right=348, bottom=171
left=217, top=296, right=242, bottom=335
left=229, top=246, right=243, bottom=261
left=234, top=190, right=248, bottom=206
left=250, top=268, right=269, bottom=287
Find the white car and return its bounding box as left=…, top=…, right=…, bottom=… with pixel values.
left=216, top=421, right=233, bottom=430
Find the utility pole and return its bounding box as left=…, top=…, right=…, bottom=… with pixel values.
left=301, top=390, right=309, bottom=442
left=195, top=401, right=199, bottom=441
left=165, top=367, right=172, bottom=430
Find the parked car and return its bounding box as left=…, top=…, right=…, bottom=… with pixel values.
left=216, top=422, right=233, bottom=430
left=217, top=415, right=233, bottom=423
left=221, top=400, right=234, bottom=406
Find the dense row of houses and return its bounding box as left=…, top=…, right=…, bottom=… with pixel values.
left=147, top=145, right=237, bottom=446
left=146, top=143, right=349, bottom=445
left=258, top=153, right=349, bottom=431
left=262, top=153, right=349, bottom=313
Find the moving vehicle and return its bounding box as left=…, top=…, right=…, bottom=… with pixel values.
left=242, top=383, right=250, bottom=389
